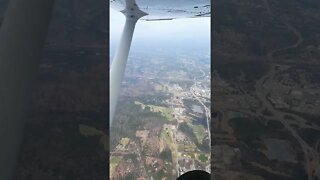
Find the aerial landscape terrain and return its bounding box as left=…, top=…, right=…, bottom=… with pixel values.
left=213, top=0, right=320, bottom=179
left=1, top=0, right=319, bottom=179
left=110, top=41, right=211, bottom=179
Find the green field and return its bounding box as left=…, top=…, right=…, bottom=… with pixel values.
left=184, top=144, right=197, bottom=152
left=178, top=144, right=184, bottom=152
left=110, top=156, right=122, bottom=177
left=135, top=101, right=174, bottom=121
left=149, top=105, right=174, bottom=120
left=161, top=128, right=173, bottom=144
left=199, top=154, right=208, bottom=163
left=120, top=138, right=130, bottom=146
left=187, top=122, right=206, bottom=144
left=160, top=128, right=177, bottom=164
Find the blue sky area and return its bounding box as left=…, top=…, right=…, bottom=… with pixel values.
left=110, top=8, right=210, bottom=51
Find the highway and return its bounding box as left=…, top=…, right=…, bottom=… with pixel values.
left=191, top=64, right=211, bottom=145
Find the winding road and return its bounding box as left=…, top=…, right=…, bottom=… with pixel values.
left=191, top=65, right=211, bottom=145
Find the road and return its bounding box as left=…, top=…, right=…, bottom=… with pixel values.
left=191, top=65, right=211, bottom=144
left=190, top=86, right=211, bottom=143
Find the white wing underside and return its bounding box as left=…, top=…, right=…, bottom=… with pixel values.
left=110, top=0, right=210, bottom=20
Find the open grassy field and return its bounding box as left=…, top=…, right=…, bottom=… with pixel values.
left=186, top=122, right=206, bottom=144
left=120, top=137, right=130, bottom=146
left=199, top=154, right=208, bottom=163
left=135, top=101, right=174, bottom=121
left=110, top=156, right=122, bottom=177
left=160, top=127, right=177, bottom=165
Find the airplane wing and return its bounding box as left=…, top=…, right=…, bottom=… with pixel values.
left=110, top=0, right=210, bottom=21
left=139, top=5, right=210, bottom=20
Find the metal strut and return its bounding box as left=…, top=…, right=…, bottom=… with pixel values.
left=110, top=17, right=138, bottom=125
left=109, top=3, right=147, bottom=126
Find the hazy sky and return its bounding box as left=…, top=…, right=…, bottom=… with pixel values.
left=110, top=8, right=210, bottom=45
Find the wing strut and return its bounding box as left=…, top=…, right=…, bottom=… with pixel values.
left=110, top=6, right=147, bottom=126
left=110, top=17, right=137, bottom=125
left=0, top=0, right=54, bottom=179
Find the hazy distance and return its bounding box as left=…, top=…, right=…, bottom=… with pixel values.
left=110, top=8, right=210, bottom=59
